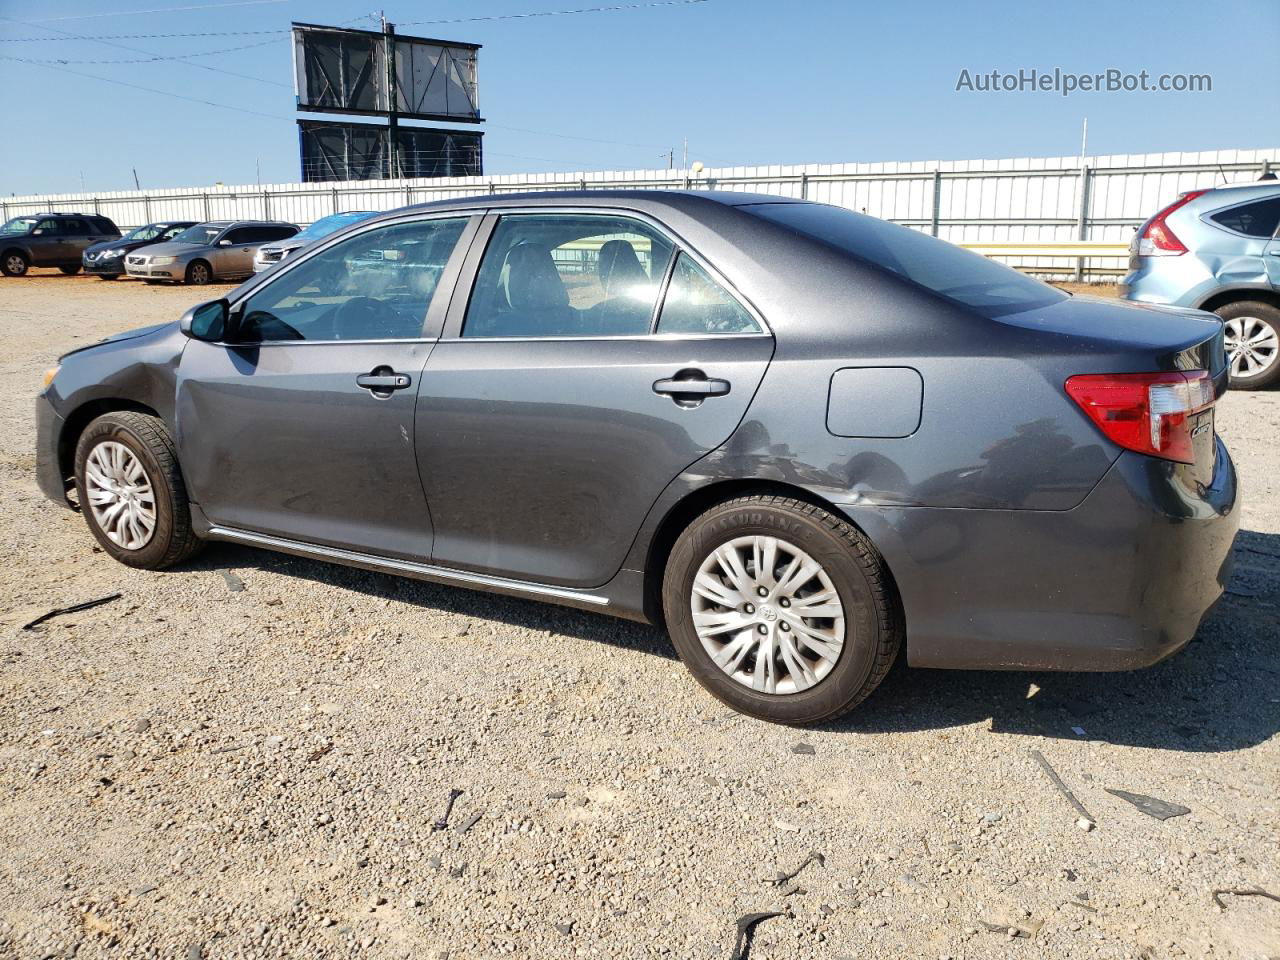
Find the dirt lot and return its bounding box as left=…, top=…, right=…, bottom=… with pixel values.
left=1, top=272, right=1277, bottom=960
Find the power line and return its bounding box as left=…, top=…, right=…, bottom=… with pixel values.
left=23, top=0, right=287, bottom=23
left=0, top=0, right=710, bottom=39
left=399, top=0, right=709, bottom=27
left=486, top=122, right=665, bottom=150
left=2, top=37, right=282, bottom=65
left=0, top=14, right=286, bottom=86
left=4, top=58, right=289, bottom=121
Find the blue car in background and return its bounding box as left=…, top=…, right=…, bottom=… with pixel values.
left=1121, top=181, right=1280, bottom=389
left=253, top=210, right=378, bottom=274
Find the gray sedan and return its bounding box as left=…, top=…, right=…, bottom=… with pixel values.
left=124, top=219, right=298, bottom=285
left=35, top=191, right=1238, bottom=724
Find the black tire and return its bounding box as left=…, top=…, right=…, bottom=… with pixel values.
left=185, top=260, right=212, bottom=285
left=74, top=411, right=204, bottom=570
left=1215, top=300, right=1280, bottom=390
left=59, top=264, right=82, bottom=275
left=97, top=273, right=118, bottom=281
left=2, top=250, right=29, bottom=277
left=661, top=495, right=902, bottom=724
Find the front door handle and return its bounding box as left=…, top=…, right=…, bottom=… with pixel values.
left=653, top=375, right=731, bottom=397
left=357, top=367, right=412, bottom=397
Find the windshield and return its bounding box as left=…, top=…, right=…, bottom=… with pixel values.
left=293, top=212, right=377, bottom=243
left=747, top=202, right=1066, bottom=317
left=1, top=217, right=38, bottom=236
left=122, top=224, right=164, bottom=242
left=170, top=224, right=223, bottom=245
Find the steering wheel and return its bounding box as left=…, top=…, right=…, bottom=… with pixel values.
left=240, top=310, right=304, bottom=342
left=333, top=296, right=400, bottom=339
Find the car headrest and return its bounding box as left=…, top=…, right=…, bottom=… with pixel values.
left=597, top=239, right=647, bottom=297
left=502, top=243, right=569, bottom=312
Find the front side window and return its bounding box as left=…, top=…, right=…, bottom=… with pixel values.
left=656, top=253, right=761, bottom=335
left=1209, top=197, right=1280, bottom=238
left=463, top=214, right=675, bottom=338
left=236, top=217, right=467, bottom=343
left=33, top=219, right=60, bottom=237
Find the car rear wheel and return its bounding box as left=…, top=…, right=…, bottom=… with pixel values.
left=97, top=274, right=117, bottom=281
left=662, top=495, right=901, bottom=724
left=59, top=265, right=82, bottom=275
left=185, top=260, right=212, bottom=285
left=2, top=250, right=29, bottom=277
left=1217, top=300, right=1280, bottom=390
left=74, top=411, right=203, bottom=569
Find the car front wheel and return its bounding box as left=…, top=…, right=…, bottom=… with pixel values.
left=1218, top=300, right=1280, bottom=390
left=662, top=495, right=901, bottom=724
left=2, top=250, right=29, bottom=277
left=74, top=411, right=203, bottom=569
left=59, top=265, right=82, bottom=275
left=185, top=260, right=212, bottom=285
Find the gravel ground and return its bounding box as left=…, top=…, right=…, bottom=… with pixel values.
left=1, top=272, right=1277, bottom=960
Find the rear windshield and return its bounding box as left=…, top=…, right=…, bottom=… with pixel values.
left=746, top=202, right=1066, bottom=317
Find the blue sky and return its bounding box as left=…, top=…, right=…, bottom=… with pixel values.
left=1, top=0, right=1275, bottom=195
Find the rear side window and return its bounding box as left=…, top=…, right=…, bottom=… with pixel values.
left=223, top=227, right=255, bottom=244
left=1209, top=197, right=1280, bottom=238
left=746, top=202, right=1066, bottom=318
left=656, top=253, right=761, bottom=335
left=62, top=218, right=90, bottom=235
left=464, top=214, right=675, bottom=338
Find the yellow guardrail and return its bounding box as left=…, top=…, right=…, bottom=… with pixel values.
left=959, top=242, right=1130, bottom=257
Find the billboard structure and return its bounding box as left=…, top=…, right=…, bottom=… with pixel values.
left=291, top=21, right=483, bottom=181
left=298, top=119, right=482, bottom=182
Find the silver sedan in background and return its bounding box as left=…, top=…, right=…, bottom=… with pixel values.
left=125, top=220, right=298, bottom=285
left=253, top=211, right=377, bottom=273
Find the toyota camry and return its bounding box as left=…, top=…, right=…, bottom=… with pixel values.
left=35, top=191, right=1239, bottom=724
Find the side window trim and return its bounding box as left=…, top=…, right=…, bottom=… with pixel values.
left=439, top=206, right=773, bottom=341
left=224, top=212, right=482, bottom=345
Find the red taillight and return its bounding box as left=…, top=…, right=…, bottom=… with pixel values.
left=1065, top=371, right=1215, bottom=464
left=1137, top=190, right=1207, bottom=256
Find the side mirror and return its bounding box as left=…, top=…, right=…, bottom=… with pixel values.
left=218, top=239, right=233, bottom=247
left=180, top=299, right=229, bottom=342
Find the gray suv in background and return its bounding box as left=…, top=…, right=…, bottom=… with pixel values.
left=1, top=213, right=121, bottom=277
left=1121, top=182, right=1280, bottom=389
left=125, top=220, right=298, bottom=285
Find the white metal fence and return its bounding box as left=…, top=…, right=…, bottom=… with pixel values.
left=4, top=147, right=1276, bottom=279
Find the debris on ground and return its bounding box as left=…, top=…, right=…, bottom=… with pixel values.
left=21, top=593, right=121, bottom=630
left=219, top=570, right=245, bottom=592
left=1105, top=788, right=1191, bottom=821
left=979, top=916, right=1043, bottom=939
left=457, top=811, right=483, bottom=834
left=728, top=911, right=785, bottom=960
left=1211, top=887, right=1280, bottom=911
left=790, top=742, right=816, bottom=755
left=1028, top=749, right=1096, bottom=828
left=767, top=850, right=825, bottom=887
left=432, top=788, right=463, bottom=831
left=306, top=743, right=334, bottom=762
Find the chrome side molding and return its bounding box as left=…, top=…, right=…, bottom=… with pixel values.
left=204, top=525, right=611, bottom=607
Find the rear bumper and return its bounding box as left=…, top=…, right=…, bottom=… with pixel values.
left=840, top=436, right=1239, bottom=671
left=35, top=392, right=71, bottom=507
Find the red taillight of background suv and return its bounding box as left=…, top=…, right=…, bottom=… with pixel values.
left=1065, top=371, right=1215, bottom=464
left=1135, top=190, right=1208, bottom=256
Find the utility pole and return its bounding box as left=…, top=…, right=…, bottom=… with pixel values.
left=132, top=167, right=141, bottom=190
left=663, top=148, right=674, bottom=169
left=682, top=137, right=688, bottom=168
left=382, top=12, right=399, bottom=179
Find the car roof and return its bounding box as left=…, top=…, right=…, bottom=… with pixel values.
left=372, top=189, right=803, bottom=222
